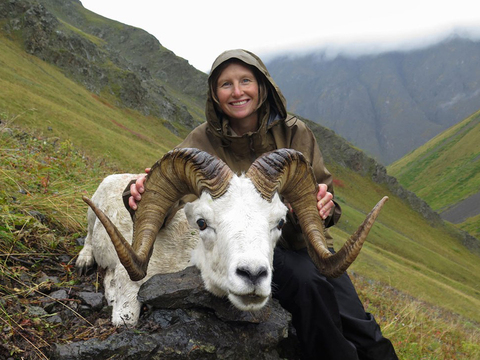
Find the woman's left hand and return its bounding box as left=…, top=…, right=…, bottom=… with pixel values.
left=317, top=183, right=334, bottom=220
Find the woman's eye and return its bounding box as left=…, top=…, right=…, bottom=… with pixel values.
left=276, top=219, right=285, bottom=230
left=197, top=219, right=207, bottom=231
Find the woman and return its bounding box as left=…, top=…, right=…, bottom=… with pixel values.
left=126, top=49, right=397, bottom=360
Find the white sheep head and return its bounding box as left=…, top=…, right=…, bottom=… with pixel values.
left=83, top=148, right=387, bottom=312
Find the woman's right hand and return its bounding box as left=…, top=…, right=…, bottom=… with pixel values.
left=128, top=168, right=150, bottom=210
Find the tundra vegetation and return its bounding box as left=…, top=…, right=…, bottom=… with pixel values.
left=388, top=109, right=480, bottom=239
left=1, top=115, right=480, bottom=359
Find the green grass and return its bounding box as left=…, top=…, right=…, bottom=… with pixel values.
left=327, top=162, right=480, bottom=324
left=351, top=273, right=480, bottom=359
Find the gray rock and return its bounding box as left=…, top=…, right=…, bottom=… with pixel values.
left=52, top=267, right=299, bottom=359
left=28, top=306, right=48, bottom=317
left=77, top=291, right=104, bottom=311
left=43, top=289, right=69, bottom=313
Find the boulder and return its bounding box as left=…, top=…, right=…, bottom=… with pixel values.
left=52, top=267, right=300, bottom=359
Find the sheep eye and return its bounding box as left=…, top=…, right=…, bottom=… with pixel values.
left=196, top=218, right=207, bottom=231
left=277, top=219, right=285, bottom=230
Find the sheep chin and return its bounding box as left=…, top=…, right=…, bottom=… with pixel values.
left=228, top=293, right=269, bottom=311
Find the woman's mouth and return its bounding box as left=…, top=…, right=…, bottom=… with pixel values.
left=230, top=99, right=249, bottom=106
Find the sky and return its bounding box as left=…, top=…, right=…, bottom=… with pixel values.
left=80, top=0, right=480, bottom=73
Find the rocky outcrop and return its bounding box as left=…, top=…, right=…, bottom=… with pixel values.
left=52, top=267, right=300, bottom=360
left=307, top=118, right=443, bottom=225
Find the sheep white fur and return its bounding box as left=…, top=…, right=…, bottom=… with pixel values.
left=77, top=172, right=288, bottom=326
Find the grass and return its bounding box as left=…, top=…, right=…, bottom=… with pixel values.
left=0, top=119, right=117, bottom=358
left=2, top=117, right=479, bottom=358
left=351, top=273, right=480, bottom=359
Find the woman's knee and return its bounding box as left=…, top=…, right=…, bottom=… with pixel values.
left=272, top=247, right=333, bottom=298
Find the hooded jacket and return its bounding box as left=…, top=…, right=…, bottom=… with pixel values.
left=175, top=49, right=340, bottom=248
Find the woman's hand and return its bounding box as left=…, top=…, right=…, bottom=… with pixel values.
left=285, top=183, right=334, bottom=220
left=317, top=183, right=334, bottom=220
left=128, top=168, right=150, bottom=210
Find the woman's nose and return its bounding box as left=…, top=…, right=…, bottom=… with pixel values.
left=232, top=84, right=243, bottom=97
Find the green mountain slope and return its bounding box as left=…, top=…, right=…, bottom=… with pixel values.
left=388, top=110, right=480, bottom=238
left=1, top=0, right=479, bottom=356
left=0, top=32, right=181, bottom=171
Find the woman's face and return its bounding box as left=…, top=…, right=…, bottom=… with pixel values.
left=216, top=62, right=259, bottom=130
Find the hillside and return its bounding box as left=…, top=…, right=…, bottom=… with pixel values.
left=1, top=0, right=480, bottom=358
left=0, top=0, right=211, bottom=171
left=266, top=36, right=480, bottom=165
left=388, top=109, right=480, bottom=239
left=0, top=0, right=207, bottom=143
left=2, top=123, right=478, bottom=358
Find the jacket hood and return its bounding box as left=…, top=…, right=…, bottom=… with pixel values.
left=205, top=49, right=288, bottom=141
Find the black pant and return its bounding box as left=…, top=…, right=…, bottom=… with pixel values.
left=272, top=247, right=398, bottom=360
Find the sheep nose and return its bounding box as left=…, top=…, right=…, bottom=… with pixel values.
left=236, top=266, right=268, bottom=285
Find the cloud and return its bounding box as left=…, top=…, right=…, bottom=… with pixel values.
left=260, top=25, right=480, bottom=63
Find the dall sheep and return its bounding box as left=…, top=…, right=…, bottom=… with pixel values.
left=77, top=148, right=387, bottom=326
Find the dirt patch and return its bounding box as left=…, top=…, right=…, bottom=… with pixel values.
left=440, top=190, right=480, bottom=224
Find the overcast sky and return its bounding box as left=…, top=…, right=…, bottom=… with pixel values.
left=80, top=0, right=480, bottom=73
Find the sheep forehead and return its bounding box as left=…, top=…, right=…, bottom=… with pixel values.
left=201, top=175, right=287, bottom=221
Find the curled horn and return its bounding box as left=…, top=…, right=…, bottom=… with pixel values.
left=246, top=148, right=388, bottom=278
left=82, top=148, right=233, bottom=281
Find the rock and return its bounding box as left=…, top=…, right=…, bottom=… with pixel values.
left=51, top=267, right=300, bottom=359
left=28, top=305, right=48, bottom=317
left=75, top=236, right=86, bottom=246
left=46, top=314, right=63, bottom=324
left=37, top=273, right=60, bottom=285
left=77, top=291, right=104, bottom=311
left=43, top=289, right=69, bottom=313
left=138, top=266, right=277, bottom=323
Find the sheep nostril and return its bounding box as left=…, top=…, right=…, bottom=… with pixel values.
left=236, top=266, right=268, bottom=285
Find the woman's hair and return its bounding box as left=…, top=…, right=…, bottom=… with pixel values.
left=209, top=59, right=268, bottom=113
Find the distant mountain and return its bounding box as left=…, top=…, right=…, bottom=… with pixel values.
left=388, top=109, right=480, bottom=239
left=266, top=36, right=480, bottom=164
